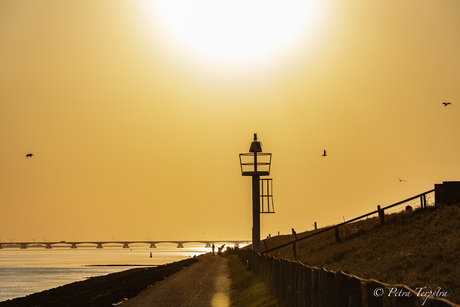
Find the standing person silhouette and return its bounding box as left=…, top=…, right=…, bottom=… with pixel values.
left=212, top=243, right=215, bottom=256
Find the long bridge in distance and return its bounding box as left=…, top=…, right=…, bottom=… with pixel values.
left=0, top=240, right=250, bottom=249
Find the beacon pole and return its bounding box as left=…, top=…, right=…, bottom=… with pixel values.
left=252, top=167, right=261, bottom=251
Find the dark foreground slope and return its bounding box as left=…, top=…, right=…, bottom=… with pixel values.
left=263, top=205, right=460, bottom=303
left=0, top=257, right=198, bottom=307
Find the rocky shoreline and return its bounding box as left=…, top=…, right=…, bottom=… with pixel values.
left=0, top=257, right=199, bottom=307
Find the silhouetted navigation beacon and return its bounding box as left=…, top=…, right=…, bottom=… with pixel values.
left=239, top=133, right=274, bottom=252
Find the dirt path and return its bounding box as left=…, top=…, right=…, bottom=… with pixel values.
left=121, top=254, right=230, bottom=307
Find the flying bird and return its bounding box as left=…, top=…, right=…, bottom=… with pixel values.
left=442, top=102, right=451, bottom=106
left=396, top=177, right=407, bottom=182
left=322, top=150, right=327, bottom=156
left=26, top=153, right=34, bottom=158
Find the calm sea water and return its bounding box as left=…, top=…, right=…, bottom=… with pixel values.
left=0, top=244, right=213, bottom=302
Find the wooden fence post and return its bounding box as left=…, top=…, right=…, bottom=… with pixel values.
left=292, top=228, right=298, bottom=239
left=274, top=258, right=282, bottom=302
left=261, top=254, right=268, bottom=285
left=290, top=261, right=298, bottom=307
left=300, top=264, right=312, bottom=307
left=256, top=251, right=261, bottom=274
left=318, top=269, right=327, bottom=307
left=365, top=281, right=383, bottom=307
left=311, top=268, right=319, bottom=307
left=377, top=205, right=385, bottom=225
left=276, top=259, right=283, bottom=304
left=282, top=260, right=291, bottom=306
left=287, top=261, right=295, bottom=307
left=268, top=257, right=277, bottom=299
left=347, top=277, right=362, bottom=307
left=421, top=194, right=427, bottom=209
left=326, top=270, right=336, bottom=307
left=297, top=264, right=305, bottom=307
left=292, top=228, right=298, bottom=258
left=282, top=261, right=291, bottom=307
left=318, top=269, right=336, bottom=307
left=335, top=271, right=348, bottom=307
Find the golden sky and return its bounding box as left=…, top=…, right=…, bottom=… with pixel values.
left=1, top=0, right=459, bottom=242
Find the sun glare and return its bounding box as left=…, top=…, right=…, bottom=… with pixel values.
left=139, top=0, right=324, bottom=66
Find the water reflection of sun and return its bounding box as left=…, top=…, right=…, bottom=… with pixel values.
left=137, top=0, right=328, bottom=66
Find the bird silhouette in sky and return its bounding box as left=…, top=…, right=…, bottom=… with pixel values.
left=322, top=150, right=327, bottom=156
left=396, top=177, right=407, bottom=182
left=26, top=153, right=34, bottom=158
left=442, top=102, right=451, bottom=106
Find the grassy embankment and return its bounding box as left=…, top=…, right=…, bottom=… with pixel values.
left=226, top=253, right=281, bottom=307
left=259, top=204, right=460, bottom=304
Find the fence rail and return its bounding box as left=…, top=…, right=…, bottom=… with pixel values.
left=262, top=190, right=435, bottom=254
left=233, top=248, right=459, bottom=307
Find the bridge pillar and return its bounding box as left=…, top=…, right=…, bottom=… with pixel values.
left=150, top=243, right=156, bottom=248
left=20, top=244, right=28, bottom=249
left=45, top=243, right=52, bottom=249
left=123, top=243, right=129, bottom=248
left=97, top=243, right=103, bottom=248
left=71, top=243, right=77, bottom=249
left=235, top=243, right=239, bottom=248
left=177, top=243, right=184, bottom=248
left=0, top=244, right=3, bottom=249
left=205, top=242, right=212, bottom=248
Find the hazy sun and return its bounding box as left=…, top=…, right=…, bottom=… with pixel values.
left=140, top=0, right=324, bottom=65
